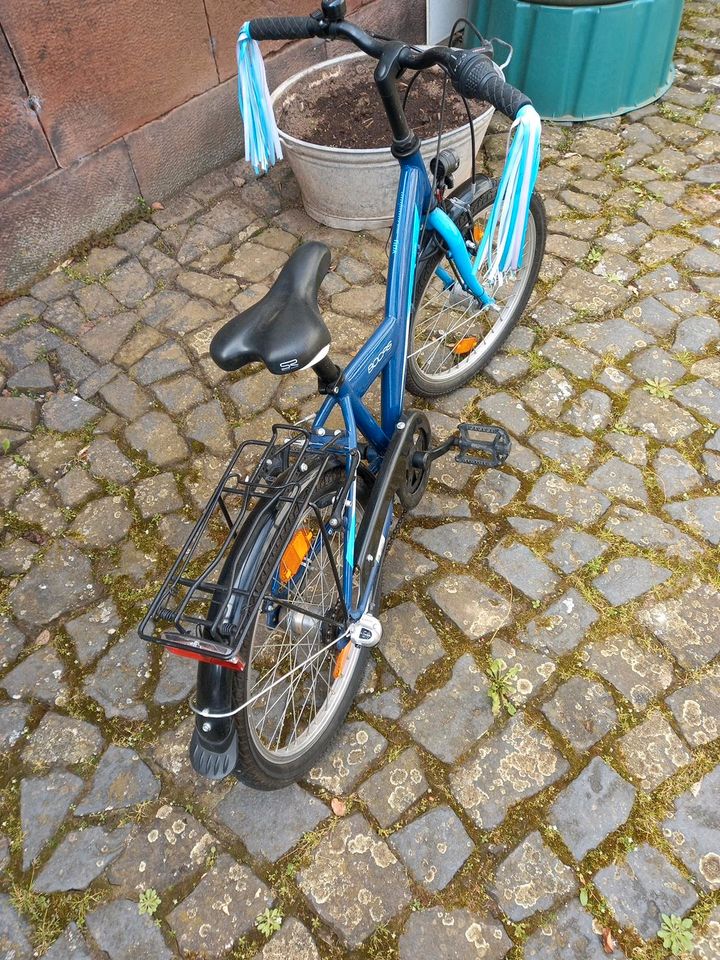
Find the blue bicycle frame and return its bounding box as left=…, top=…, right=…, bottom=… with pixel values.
left=307, top=149, right=494, bottom=624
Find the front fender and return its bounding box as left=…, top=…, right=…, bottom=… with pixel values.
left=416, top=174, right=493, bottom=267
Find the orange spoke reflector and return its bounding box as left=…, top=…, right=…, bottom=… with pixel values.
left=279, top=528, right=314, bottom=583
left=473, top=224, right=484, bottom=244
left=453, top=336, right=479, bottom=356
left=333, top=643, right=351, bottom=680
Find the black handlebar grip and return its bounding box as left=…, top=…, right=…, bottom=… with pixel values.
left=248, top=16, right=325, bottom=42
left=452, top=53, right=532, bottom=121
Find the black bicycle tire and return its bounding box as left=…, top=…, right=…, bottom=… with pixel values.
left=231, top=467, right=373, bottom=790
left=406, top=182, right=547, bottom=398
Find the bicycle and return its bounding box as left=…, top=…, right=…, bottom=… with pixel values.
left=140, top=0, right=546, bottom=790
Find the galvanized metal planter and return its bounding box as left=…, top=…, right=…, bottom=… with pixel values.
left=271, top=52, right=495, bottom=231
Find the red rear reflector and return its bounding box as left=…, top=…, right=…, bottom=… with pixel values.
left=168, top=646, right=245, bottom=671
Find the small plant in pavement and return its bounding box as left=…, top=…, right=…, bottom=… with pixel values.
left=643, top=377, right=673, bottom=399
left=256, top=907, right=284, bottom=938
left=138, top=888, right=161, bottom=916
left=657, top=914, right=694, bottom=956
left=486, top=657, right=521, bottom=716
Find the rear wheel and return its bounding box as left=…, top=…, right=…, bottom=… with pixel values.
left=406, top=180, right=546, bottom=397
left=232, top=468, right=373, bottom=789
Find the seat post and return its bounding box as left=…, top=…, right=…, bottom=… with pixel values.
left=314, top=355, right=342, bottom=393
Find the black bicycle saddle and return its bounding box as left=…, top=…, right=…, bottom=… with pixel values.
left=210, top=241, right=332, bottom=375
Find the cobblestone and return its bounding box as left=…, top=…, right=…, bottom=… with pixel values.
left=401, top=654, right=494, bottom=763
left=522, top=589, right=599, bottom=654
left=86, top=899, right=174, bottom=960
left=124, top=410, right=189, bottom=466
left=358, top=747, right=428, bottom=828
left=450, top=713, right=569, bottom=830
left=21, top=770, right=83, bottom=868
left=491, top=831, right=577, bottom=920
left=593, top=557, right=672, bottom=606
left=541, top=677, right=617, bottom=750
left=410, top=520, right=486, bottom=563
left=298, top=813, right=411, bottom=948
left=546, top=528, right=607, bottom=574
left=549, top=757, right=635, bottom=859
left=524, top=900, right=626, bottom=960
left=168, top=854, right=273, bottom=954
left=594, top=843, right=697, bottom=940
left=74, top=745, right=159, bottom=815
left=42, top=923, right=92, bottom=960
left=605, top=505, right=701, bottom=560
left=34, top=824, right=130, bottom=893
left=0, top=895, right=33, bottom=960
left=666, top=667, right=720, bottom=747
left=21, top=711, right=104, bottom=766
left=529, top=430, right=596, bottom=469
left=390, top=805, right=474, bottom=892
left=638, top=580, right=720, bottom=668
left=663, top=765, right=720, bottom=890
left=473, top=469, right=521, bottom=513
left=84, top=632, right=150, bottom=721
left=107, top=804, right=213, bottom=895
left=526, top=473, right=611, bottom=526
left=70, top=495, right=133, bottom=548
left=617, top=711, right=692, bottom=790
left=487, top=541, right=559, bottom=601
left=218, top=782, right=328, bottom=862
left=398, top=908, right=511, bottom=960
left=380, top=602, right=444, bottom=688
left=583, top=634, right=673, bottom=710
left=429, top=575, right=512, bottom=639
left=306, top=721, right=387, bottom=794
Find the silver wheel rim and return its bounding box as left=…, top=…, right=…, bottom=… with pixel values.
left=245, top=490, right=362, bottom=763
left=410, top=208, right=537, bottom=384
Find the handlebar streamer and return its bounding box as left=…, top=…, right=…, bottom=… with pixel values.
left=236, top=22, right=283, bottom=174
left=475, top=102, right=541, bottom=283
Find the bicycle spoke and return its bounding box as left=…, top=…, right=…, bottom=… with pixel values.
left=244, top=486, right=362, bottom=760
left=409, top=202, right=537, bottom=383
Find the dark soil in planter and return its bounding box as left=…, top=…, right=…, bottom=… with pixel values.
left=277, top=56, right=488, bottom=149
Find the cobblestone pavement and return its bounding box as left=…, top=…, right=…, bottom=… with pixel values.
left=1, top=6, right=720, bottom=959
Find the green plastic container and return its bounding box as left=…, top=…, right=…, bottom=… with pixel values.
left=467, top=0, right=684, bottom=120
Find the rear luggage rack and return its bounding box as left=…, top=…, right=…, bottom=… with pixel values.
left=138, top=424, right=354, bottom=663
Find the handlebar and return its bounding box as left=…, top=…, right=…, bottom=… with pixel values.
left=449, top=51, right=531, bottom=120
left=248, top=16, right=326, bottom=43
left=247, top=15, right=532, bottom=121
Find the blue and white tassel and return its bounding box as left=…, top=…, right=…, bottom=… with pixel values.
left=475, top=103, right=542, bottom=284
left=236, top=22, right=283, bottom=175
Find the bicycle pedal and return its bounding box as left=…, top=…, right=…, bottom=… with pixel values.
left=455, top=423, right=511, bottom=467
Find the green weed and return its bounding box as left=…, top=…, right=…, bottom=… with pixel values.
left=657, top=914, right=694, bottom=956
left=486, top=657, right=520, bottom=717
left=138, top=888, right=161, bottom=916
left=643, top=377, right=674, bottom=400
left=255, top=907, right=283, bottom=938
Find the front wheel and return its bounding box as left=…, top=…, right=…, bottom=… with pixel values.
left=232, top=468, right=373, bottom=790
left=406, top=180, right=546, bottom=397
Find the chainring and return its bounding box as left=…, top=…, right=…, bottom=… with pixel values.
left=397, top=412, right=432, bottom=510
